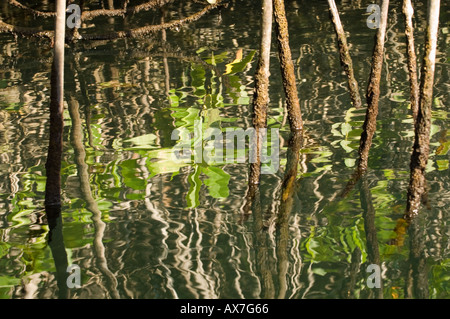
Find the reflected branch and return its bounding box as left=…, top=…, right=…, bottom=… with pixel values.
left=78, top=1, right=226, bottom=40
left=161, top=8, right=171, bottom=97
left=360, top=175, right=383, bottom=299
left=1, top=0, right=226, bottom=41
left=0, top=18, right=54, bottom=42
left=276, top=130, right=303, bottom=299
left=340, top=247, right=361, bottom=299
left=81, top=0, right=174, bottom=20
left=46, top=205, right=69, bottom=299
left=7, top=0, right=55, bottom=17
left=339, top=165, right=364, bottom=198
left=67, top=92, right=120, bottom=299
left=405, top=216, right=429, bottom=298
left=6, top=0, right=173, bottom=19
left=251, top=186, right=275, bottom=299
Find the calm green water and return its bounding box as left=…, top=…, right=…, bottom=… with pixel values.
left=0, top=0, right=448, bottom=299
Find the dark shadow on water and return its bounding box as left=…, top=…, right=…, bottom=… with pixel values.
left=276, top=130, right=303, bottom=299
left=405, top=214, right=429, bottom=298
left=359, top=175, right=383, bottom=299
left=244, top=130, right=303, bottom=299
left=45, top=204, right=69, bottom=299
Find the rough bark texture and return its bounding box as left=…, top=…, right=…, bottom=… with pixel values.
left=252, top=0, right=273, bottom=129
left=249, top=0, right=273, bottom=186
left=405, top=0, right=440, bottom=219
left=341, top=0, right=389, bottom=197
left=357, top=0, right=389, bottom=172
left=273, top=0, right=303, bottom=132
left=403, top=0, right=419, bottom=122
left=328, top=0, right=362, bottom=109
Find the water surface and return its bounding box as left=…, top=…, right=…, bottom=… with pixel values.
left=0, top=0, right=448, bottom=299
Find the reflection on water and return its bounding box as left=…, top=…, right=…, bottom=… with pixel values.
left=0, top=1, right=448, bottom=299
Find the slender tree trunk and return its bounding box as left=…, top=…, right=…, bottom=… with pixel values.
left=44, top=0, right=69, bottom=299
left=341, top=0, right=389, bottom=197
left=245, top=6, right=274, bottom=293
left=405, top=0, right=440, bottom=218
left=403, top=0, right=419, bottom=122
left=249, top=0, right=273, bottom=186
left=45, top=0, right=66, bottom=207
left=273, top=0, right=303, bottom=132
left=252, top=0, right=273, bottom=129
left=327, top=0, right=362, bottom=109
left=357, top=0, right=389, bottom=172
